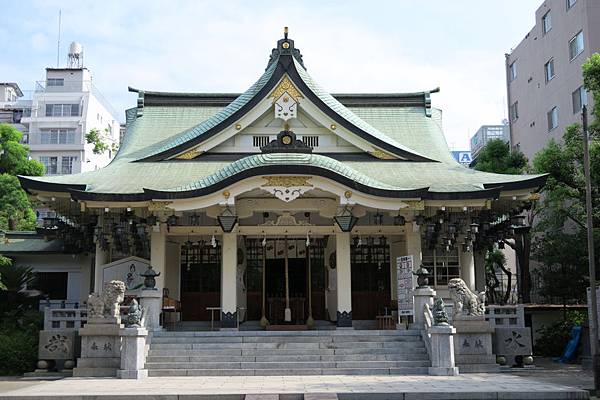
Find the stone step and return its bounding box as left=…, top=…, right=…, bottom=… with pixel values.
left=149, top=341, right=424, bottom=350
left=145, top=360, right=430, bottom=370
left=149, top=335, right=420, bottom=344
left=147, top=367, right=430, bottom=376
left=151, top=330, right=420, bottom=337
left=148, top=346, right=426, bottom=357
left=146, top=353, right=430, bottom=363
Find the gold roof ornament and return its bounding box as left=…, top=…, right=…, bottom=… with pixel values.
left=369, top=149, right=396, bottom=160
left=175, top=146, right=203, bottom=160
left=270, top=75, right=303, bottom=103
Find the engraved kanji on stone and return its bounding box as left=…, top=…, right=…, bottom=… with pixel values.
left=103, top=342, right=112, bottom=352
left=462, top=339, right=470, bottom=348
left=91, top=341, right=98, bottom=351
left=44, top=334, right=69, bottom=353
left=475, top=339, right=484, bottom=349
left=504, top=331, right=526, bottom=350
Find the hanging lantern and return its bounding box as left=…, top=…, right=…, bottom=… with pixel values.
left=448, top=224, right=457, bottom=234
left=426, top=223, right=436, bottom=234
left=394, top=215, right=406, bottom=226
left=217, top=207, right=238, bottom=233
left=189, top=213, right=200, bottom=226
left=511, top=215, right=526, bottom=227
left=167, top=214, right=179, bottom=227
left=334, top=207, right=359, bottom=232
left=373, top=212, right=384, bottom=226
left=470, top=222, right=480, bottom=234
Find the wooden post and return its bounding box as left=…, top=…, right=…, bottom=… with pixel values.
left=306, top=241, right=315, bottom=328
left=260, top=239, right=269, bottom=328
left=284, top=236, right=291, bottom=322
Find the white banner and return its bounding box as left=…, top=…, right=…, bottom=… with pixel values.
left=397, top=255, right=414, bottom=316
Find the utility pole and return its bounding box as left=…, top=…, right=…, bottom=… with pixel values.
left=582, top=105, right=598, bottom=393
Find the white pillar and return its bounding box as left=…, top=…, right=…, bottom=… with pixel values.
left=150, top=223, right=167, bottom=290
left=459, top=250, right=476, bottom=291
left=336, top=232, right=352, bottom=328
left=221, top=233, right=237, bottom=329
left=405, top=223, right=422, bottom=268
left=93, top=240, right=109, bottom=293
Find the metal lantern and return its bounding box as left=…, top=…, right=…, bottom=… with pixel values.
left=217, top=207, right=238, bottom=233
left=334, top=208, right=359, bottom=232
left=470, top=222, right=480, bottom=234
left=167, top=214, right=179, bottom=227
left=511, top=214, right=526, bottom=227
left=448, top=223, right=457, bottom=234
left=189, top=213, right=200, bottom=226
left=413, top=265, right=430, bottom=288
left=140, top=265, right=161, bottom=290
left=373, top=212, right=384, bottom=226
left=394, top=215, right=406, bottom=226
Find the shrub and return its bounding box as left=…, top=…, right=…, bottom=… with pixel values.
left=535, top=310, right=587, bottom=357
left=0, top=311, right=41, bottom=375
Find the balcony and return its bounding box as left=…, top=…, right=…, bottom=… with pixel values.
left=34, top=80, right=119, bottom=119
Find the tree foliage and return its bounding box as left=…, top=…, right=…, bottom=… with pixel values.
left=0, top=124, right=43, bottom=231
left=85, top=128, right=118, bottom=155
left=474, top=139, right=528, bottom=175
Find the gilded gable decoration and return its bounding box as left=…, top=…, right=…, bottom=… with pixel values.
left=262, top=176, right=313, bottom=202
left=269, top=75, right=303, bottom=102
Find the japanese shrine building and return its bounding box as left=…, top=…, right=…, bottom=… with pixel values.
left=19, top=31, right=546, bottom=329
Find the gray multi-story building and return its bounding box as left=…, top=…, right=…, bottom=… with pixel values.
left=0, top=82, right=32, bottom=142
left=469, top=124, right=510, bottom=160
left=505, top=0, right=600, bottom=161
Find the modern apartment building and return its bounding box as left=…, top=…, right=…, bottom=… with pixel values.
left=0, top=82, right=32, bottom=141
left=21, top=66, right=120, bottom=177
left=505, top=0, right=600, bottom=161
left=469, top=124, right=510, bottom=160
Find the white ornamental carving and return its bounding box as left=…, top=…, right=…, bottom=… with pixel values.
left=260, top=212, right=313, bottom=226
left=262, top=185, right=311, bottom=202
left=274, top=91, right=298, bottom=121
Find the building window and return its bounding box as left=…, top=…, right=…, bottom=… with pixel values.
left=572, top=86, right=588, bottom=113
left=569, top=31, right=584, bottom=60
left=45, top=104, right=80, bottom=117
left=61, top=156, right=77, bottom=174
left=46, top=78, right=64, bottom=87
left=40, top=129, right=76, bottom=144
left=422, top=247, right=460, bottom=287
left=547, top=107, right=559, bottom=131
left=542, top=11, right=552, bottom=34
left=510, top=101, right=519, bottom=121
left=509, top=62, right=517, bottom=82
left=39, top=156, right=58, bottom=175
left=544, top=59, right=555, bottom=82
left=567, top=0, right=577, bottom=10
left=302, top=136, right=319, bottom=147
left=252, top=135, right=270, bottom=147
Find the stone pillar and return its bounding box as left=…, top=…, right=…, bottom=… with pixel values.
left=413, top=287, right=436, bottom=329
left=117, top=327, right=148, bottom=379
left=336, top=232, right=352, bottom=328
left=93, top=241, right=109, bottom=293
left=150, top=222, right=167, bottom=290
left=139, top=290, right=162, bottom=331
left=221, top=232, right=237, bottom=329
left=459, top=250, right=476, bottom=292
left=429, top=325, right=459, bottom=376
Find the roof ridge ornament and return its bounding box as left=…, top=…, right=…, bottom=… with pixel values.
left=267, top=27, right=306, bottom=70
left=260, top=130, right=312, bottom=153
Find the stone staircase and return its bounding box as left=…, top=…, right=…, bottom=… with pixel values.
left=145, top=330, right=430, bottom=376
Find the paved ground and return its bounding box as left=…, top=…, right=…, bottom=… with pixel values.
left=0, top=371, right=590, bottom=400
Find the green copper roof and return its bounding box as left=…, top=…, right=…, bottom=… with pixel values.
left=167, top=153, right=403, bottom=192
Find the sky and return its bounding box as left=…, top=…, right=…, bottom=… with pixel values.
left=0, top=0, right=541, bottom=150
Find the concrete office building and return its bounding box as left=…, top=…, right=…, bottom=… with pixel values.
left=505, top=0, right=600, bottom=160
left=469, top=124, right=510, bottom=160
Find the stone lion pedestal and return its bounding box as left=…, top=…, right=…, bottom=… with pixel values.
left=73, top=280, right=125, bottom=377
left=448, top=278, right=499, bottom=373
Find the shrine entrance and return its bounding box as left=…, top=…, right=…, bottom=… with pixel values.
left=245, top=237, right=326, bottom=326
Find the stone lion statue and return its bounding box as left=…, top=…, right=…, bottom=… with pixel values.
left=448, top=278, right=485, bottom=317
left=87, top=280, right=126, bottom=319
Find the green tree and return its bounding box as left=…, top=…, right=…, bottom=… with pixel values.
left=474, top=138, right=528, bottom=174
left=472, top=138, right=534, bottom=302
left=0, top=124, right=44, bottom=230
left=485, top=249, right=512, bottom=305
left=85, top=128, right=118, bottom=155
